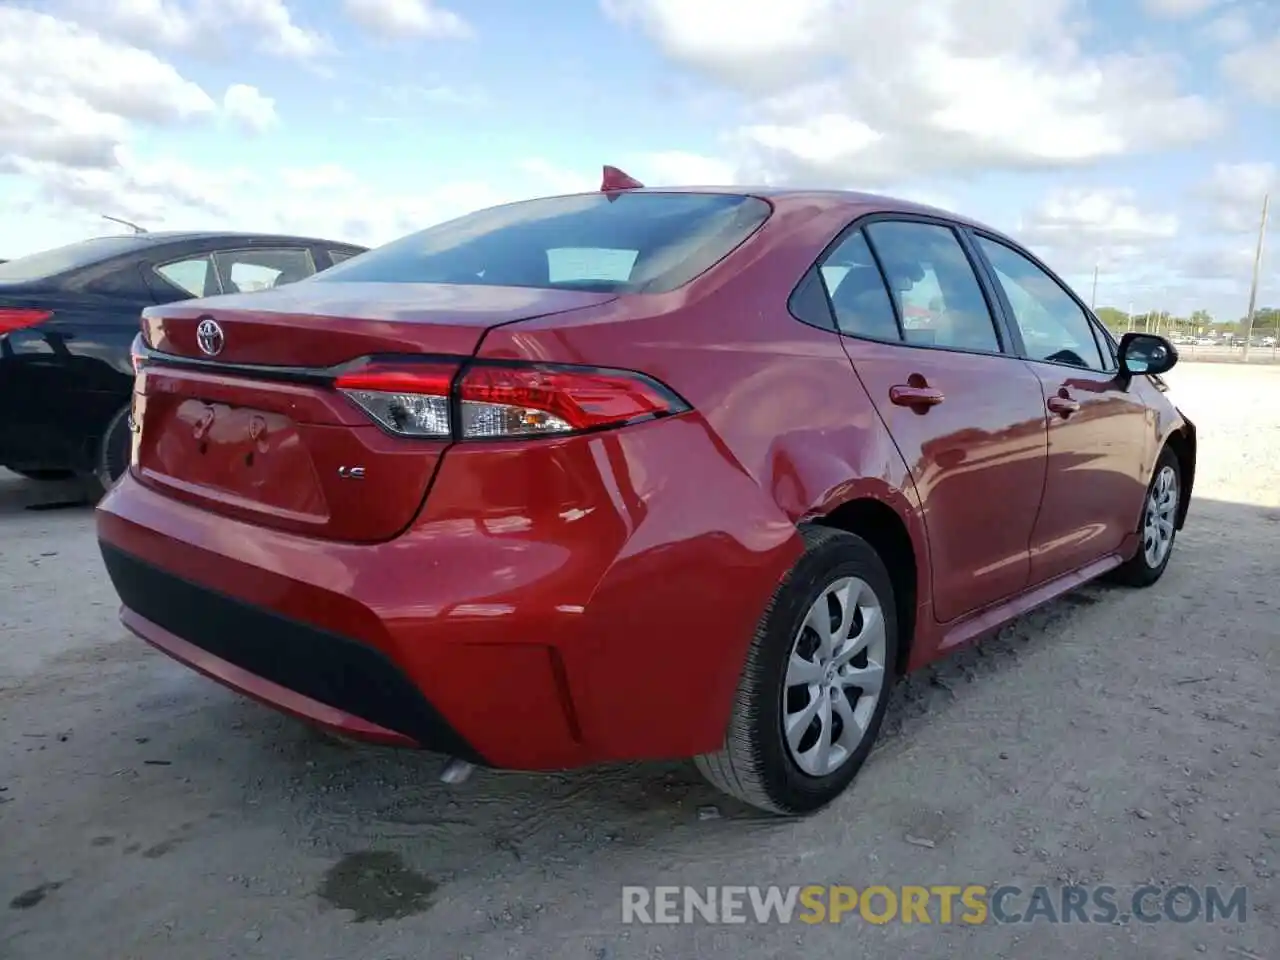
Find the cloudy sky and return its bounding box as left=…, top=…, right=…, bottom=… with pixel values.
left=0, top=0, right=1276, bottom=318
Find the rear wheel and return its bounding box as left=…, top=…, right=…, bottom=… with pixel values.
left=86, top=403, right=132, bottom=499
left=695, top=525, right=898, bottom=816
left=1108, top=446, right=1181, bottom=587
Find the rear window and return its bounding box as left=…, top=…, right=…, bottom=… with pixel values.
left=0, top=236, right=153, bottom=283
left=313, top=192, right=771, bottom=294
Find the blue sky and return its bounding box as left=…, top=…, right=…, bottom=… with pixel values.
left=0, top=0, right=1276, bottom=318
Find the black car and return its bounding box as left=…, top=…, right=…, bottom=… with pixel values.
left=0, top=231, right=367, bottom=494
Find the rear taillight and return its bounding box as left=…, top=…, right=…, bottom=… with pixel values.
left=130, top=334, right=148, bottom=374
left=0, top=308, right=52, bottom=335
left=334, top=359, right=690, bottom=441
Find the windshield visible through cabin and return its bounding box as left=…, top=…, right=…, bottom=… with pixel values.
left=311, top=192, right=772, bottom=294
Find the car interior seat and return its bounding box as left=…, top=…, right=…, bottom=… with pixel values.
left=829, top=266, right=898, bottom=340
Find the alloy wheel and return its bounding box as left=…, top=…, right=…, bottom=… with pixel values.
left=1142, top=464, right=1178, bottom=568
left=782, top=576, right=888, bottom=777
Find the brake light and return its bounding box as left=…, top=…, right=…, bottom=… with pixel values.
left=0, top=308, right=52, bottom=335
left=334, top=359, right=689, bottom=440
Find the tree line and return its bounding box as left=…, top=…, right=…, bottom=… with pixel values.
left=1094, top=306, right=1278, bottom=339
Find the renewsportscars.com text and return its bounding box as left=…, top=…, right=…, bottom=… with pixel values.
left=621, top=884, right=1248, bottom=926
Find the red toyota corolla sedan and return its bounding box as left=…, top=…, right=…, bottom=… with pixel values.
left=96, top=168, right=1196, bottom=816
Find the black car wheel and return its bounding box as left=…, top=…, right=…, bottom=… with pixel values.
left=90, top=403, right=132, bottom=498
left=695, top=525, right=899, bottom=815
left=1107, top=446, right=1181, bottom=588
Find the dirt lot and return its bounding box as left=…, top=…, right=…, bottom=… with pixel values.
left=2, top=363, right=1277, bottom=959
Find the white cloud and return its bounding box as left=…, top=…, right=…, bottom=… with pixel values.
left=601, top=0, right=834, bottom=94
left=62, top=0, right=327, bottom=58
left=516, top=154, right=739, bottom=192
left=2, top=149, right=606, bottom=255
left=641, top=152, right=738, bottom=185
left=1173, top=242, right=1277, bottom=286
left=1221, top=33, right=1280, bottom=103
left=342, top=0, right=473, bottom=39
left=604, top=0, right=1226, bottom=185
left=1201, top=10, right=1253, bottom=45
left=514, top=159, right=598, bottom=195
left=0, top=7, right=215, bottom=169
left=222, top=84, right=278, bottom=134
left=1014, top=188, right=1180, bottom=276
left=1142, top=0, right=1225, bottom=18
left=1196, top=162, right=1276, bottom=232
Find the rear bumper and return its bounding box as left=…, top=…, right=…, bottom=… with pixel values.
left=104, top=544, right=481, bottom=758
left=96, top=415, right=801, bottom=770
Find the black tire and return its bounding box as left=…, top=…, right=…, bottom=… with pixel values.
left=87, top=403, right=133, bottom=499
left=10, top=468, right=76, bottom=482
left=1107, top=445, right=1181, bottom=588
left=695, top=525, right=900, bottom=816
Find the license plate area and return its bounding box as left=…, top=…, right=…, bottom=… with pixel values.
left=140, top=398, right=328, bottom=520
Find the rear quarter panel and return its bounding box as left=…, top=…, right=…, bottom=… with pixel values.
left=471, top=197, right=931, bottom=755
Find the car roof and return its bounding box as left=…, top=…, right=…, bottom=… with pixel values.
left=120, top=230, right=367, bottom=247
left=535, top=185, right=1007, bottom=241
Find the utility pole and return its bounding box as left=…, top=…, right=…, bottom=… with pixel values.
left=1090, top=264, right=1099, bottom=309
left=1241, top=193, right=1269, bottom=362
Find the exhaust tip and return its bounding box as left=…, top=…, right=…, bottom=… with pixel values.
left=439, top=757, right=475, bottom=785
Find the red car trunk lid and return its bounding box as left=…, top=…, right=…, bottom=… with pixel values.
left=132, top=282, right=617, bottom=542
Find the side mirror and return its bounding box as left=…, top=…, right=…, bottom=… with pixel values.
left=1118, top=332, right=1177, bottom=377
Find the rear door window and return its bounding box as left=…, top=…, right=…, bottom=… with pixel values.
left=312, top=192, right=771, bottom=294
left=213, top=248, right=316, bottom=293
left=155, top=256, right=219, bottom=298
left=814, top=231, right=901, bottom=341
left=864, top=221, right=1003, bottom=354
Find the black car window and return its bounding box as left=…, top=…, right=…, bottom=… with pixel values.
left=975, top=236, right=1105, bottom=371
left=329, top=249, right=359, bottom=265
left=311, top=192, right=771, bottom=294
left=155, top=256, right=220, bottom=298
left=213, top=248, right=316, bottom=293
left=815, top=230, right=900, bottom=341
left=0, top=236, right=153, bottom=283
left=864, top=221, right=1003, bottom=353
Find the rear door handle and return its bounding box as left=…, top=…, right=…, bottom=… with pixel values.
left=1047, top=394, right=1080, bottom=417
left=889, top=384, right=945, bottom=409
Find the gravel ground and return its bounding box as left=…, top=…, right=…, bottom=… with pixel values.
left=2, top=362, right=1278, bottom=959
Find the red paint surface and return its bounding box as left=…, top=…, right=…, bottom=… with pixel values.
left=97, top=188, right=1193, bottom=769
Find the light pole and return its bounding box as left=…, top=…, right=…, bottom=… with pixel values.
left=1241, top=193, right=1269, bottom=362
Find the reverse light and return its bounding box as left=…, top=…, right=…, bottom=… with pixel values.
left=335, top=362, right=455, bottom=439
left=0, top=308, right=52, bottom=335
left=334, top=359, right=689, bottom=441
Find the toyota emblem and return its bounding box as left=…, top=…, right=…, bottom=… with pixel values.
left=196, top=318, right=225, bottom=357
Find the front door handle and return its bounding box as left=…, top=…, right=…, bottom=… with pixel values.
left=889, top=378, right=945, bottom=410
left=1047, top=393, right=1080, bottom=417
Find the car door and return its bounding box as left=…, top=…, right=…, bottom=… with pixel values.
left=969, top=232, right=1154, bottom=586
left=811, top=217, right=1050, bottom=623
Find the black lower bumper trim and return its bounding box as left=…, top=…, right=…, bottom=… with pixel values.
left=99, top=542, right=486, bottom=764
